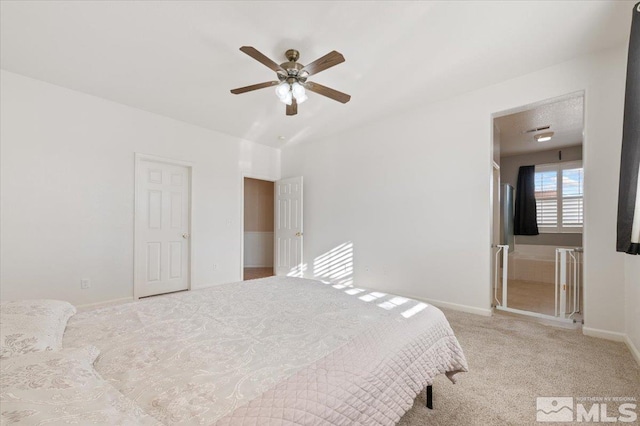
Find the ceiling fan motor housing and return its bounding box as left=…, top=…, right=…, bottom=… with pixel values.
left=285, top=49, right=299, bottom=62
left=279, top=49, right=307, bottom=83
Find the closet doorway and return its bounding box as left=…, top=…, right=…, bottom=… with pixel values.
left=242, top=177, right=275, bottom=280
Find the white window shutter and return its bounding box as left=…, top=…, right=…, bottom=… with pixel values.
left=534, top=162, right=583, bottom=233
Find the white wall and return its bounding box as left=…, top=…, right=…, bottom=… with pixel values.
left=0, top=70, right=280, bottom=305
left=243, top=232, right=274, bottom=267
left=282, top=45, right=628, bottom=334
left=625, top=256, right=640, bottom=363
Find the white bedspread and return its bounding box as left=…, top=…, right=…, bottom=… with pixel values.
left=64, top=277, right=467, bottom=425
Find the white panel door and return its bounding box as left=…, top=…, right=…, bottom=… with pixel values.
left=275, top=177, right=303, bottom=276
left=135, top=160, right=190, bottom=298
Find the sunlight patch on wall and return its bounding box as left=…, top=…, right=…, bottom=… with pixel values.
left=311, top=241, right=431, bottom=319
left=286, top=263, right=307, bottom=277
left=313, top=242, right=353, bottom=287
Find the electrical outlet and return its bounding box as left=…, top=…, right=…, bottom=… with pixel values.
left=213, top=264, right=218, bottom=270
left=80, top=279, right=90, bottom=289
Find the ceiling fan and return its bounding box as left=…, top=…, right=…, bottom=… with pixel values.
left=230, top=46, right=351, bottom=116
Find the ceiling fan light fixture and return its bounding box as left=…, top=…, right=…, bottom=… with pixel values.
left=275, top=82, right=291, bottom=99
left=281, top=90, right=293, bottom=105
left=231, top=47, right=350, bottom=115
left=295, top=92, right=308, bottom=104
left=534, top=131, right=554, bottom=143
left=291, top=82, right=305, bottom=97
left=291, top=82, right=307, bottom=104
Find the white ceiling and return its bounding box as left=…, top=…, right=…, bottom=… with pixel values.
left=0, top=1, right=633, bottom=148
left=495, top=95, right=584, bottom=157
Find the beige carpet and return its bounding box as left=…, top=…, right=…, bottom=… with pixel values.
left=398, top=309, right=640, bottom=425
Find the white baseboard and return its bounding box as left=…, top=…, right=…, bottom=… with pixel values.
left=409, top=295, right=493, bottom=317
left=76, top=297, right=134, bottom=311
left=625, top=335, right=640, bottom=367
left=582, top=326, right=626, bottom=342
left=582, top=328, right=640, bottom=367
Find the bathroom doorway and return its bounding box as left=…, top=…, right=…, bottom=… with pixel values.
left=491, top=92, right=585, bottom=324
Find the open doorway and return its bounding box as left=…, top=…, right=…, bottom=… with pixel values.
left=491, top=92, right=584, bottom=324
left=243, top=177, right=275, bottom=280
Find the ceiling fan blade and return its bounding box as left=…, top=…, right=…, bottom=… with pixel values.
left=304, top=82, right=351, bottom=104
left=230, top=81, right=279, bottom=94
left=300, top=51, right=345, bottom=76
left=239, top=46, right=285, bottom=73
left=286, top=98, right=298, bottom=116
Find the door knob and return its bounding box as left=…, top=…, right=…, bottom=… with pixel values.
left=295, top=232, right=303, bottom=237
left=182, top=233, right=190, bottom=239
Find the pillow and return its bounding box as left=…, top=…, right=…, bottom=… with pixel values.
left=0, top=299, right=76, bottom=359
left=0, top=345, right=160, bottom=425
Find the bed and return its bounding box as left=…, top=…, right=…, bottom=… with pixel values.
left=1, top=276, right=468, bottom=425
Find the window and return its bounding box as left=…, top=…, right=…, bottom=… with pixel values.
left=534, top=161, right=583, bottom=233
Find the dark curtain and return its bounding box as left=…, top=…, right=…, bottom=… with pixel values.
left=514, top=165, right=539, bottom=236
left=616, top=2, right=640, bottom=255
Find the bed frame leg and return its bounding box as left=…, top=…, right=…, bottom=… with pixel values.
left=426, top=385, right=433, bottom=409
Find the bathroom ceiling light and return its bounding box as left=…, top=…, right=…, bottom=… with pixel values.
left=535, top=132, right=554, bottom=142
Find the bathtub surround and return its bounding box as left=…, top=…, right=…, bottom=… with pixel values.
left=507, top=245, right=562, bottom=285
left=517, top=233, right=582, bottom=247
left=505, top=245, right=583, bottom=318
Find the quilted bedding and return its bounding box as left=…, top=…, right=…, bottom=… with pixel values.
left=63, top=277, right=468, bottom=425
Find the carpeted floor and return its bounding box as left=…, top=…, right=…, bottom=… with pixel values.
left=398, top=309, right=640, bottom=425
